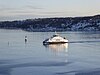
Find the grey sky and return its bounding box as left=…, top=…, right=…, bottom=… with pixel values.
left=0, top=0, right=100, bottom=21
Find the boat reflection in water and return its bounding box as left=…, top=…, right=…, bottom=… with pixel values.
left=44, top=43, right=68, bottom=53
left=44, top=43, right=68, bottom=63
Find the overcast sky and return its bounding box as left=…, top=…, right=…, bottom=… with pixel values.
left=0, top=0, right=100, bottom=21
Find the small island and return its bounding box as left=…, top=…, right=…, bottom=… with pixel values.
left=0, top=15, right=100, bottom=31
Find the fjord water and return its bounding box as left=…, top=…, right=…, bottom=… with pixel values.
left=0, top=29, right=100, bottom=75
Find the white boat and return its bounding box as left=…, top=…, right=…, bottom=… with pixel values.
left=43, top=33, right=68, bottom=44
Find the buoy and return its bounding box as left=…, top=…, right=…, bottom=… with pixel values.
left=25, top=36, right=27, bottom=43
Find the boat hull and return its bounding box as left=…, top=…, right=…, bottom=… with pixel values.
left=43, top=41, right=68, bottom=45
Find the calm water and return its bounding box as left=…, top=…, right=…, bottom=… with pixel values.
left=0, top=29, right=100, bottom=75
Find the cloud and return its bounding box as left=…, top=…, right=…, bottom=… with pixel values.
left=37, top=11, right=77, bottom=15
left=0, top=7, right=14, bottom=11
left=0, top=5, right=44, bottom=16
left=40, top=11, right=66, bottom=14
left=0, top=5, right=43, bottom=12
left=26, top=5, right=43, bottom=10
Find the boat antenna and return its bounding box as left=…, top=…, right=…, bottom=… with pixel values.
left=55, top=31, right=57, bottom=34
left=54, top=31, right=59, bottom=36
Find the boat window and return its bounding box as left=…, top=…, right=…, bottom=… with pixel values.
left=53, top=34, right=59, bottom=37
left=56, top=39, right=60, bottom=41
left=64, top=37, right=66, bottom=39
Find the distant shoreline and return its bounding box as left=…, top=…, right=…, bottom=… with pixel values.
left=0, top=15, right=100, bottom=31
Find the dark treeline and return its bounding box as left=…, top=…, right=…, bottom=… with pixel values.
left=0, top=15, right=100, bottom=31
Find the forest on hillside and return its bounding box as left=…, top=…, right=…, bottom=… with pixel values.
left=0, top=15, right=100, bottom=31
